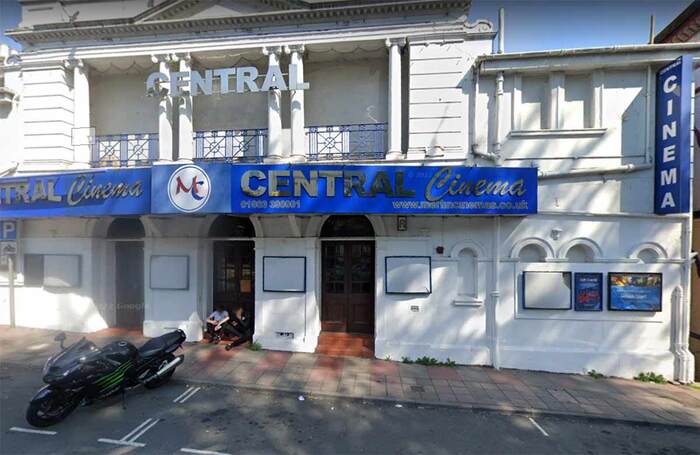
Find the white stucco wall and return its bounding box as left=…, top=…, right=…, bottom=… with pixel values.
left=91, top=73, right=159, bottom=136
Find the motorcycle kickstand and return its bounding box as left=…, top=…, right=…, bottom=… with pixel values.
left=121, top=387, right=127, bottom=410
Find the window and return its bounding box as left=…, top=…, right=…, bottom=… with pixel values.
left=521, top=76, right=547, bottom=130
left=457, top=249, right=477, bottom=298
left=23, top=254, right=81, bottom=288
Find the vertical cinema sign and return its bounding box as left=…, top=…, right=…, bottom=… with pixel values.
left=654, top=56, right=692, bottom=215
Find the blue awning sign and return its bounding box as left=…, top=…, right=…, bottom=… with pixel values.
left=1, top=164, right=538, bottom=218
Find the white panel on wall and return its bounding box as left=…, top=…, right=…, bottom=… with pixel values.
left=523, top=271, right=572, bottom=309
left=520, top=76, right=547, bottom=130
left=563, top=74, right=590, bottom=129
left=263, top=256, right=306, bottom=292
left=44, top=255, right=81, bottom=288
left=150, top=255, right=189, bottom=290
left=385, top=256, right=432, bottom=294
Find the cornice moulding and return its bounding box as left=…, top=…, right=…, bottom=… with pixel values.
left=6, top=1, right=471, bottom=45
left=16, top=21, right=478, bottom=65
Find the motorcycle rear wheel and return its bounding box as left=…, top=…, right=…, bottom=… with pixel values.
left=144, top=354, right=176, bottom=389
left=26, top=393, right=80, bottom=427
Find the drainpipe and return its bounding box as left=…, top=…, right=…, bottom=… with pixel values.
left=490, top=216, right=501, bottom=369
left=498, top=7, right=505, bottom=54
left=538, top=163, right=652, bottom=180
left=645, top=65, right=653, bottom=163
left=492, top=71, right=504, bottom=163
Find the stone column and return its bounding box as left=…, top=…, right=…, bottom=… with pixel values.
left=263, top=46, right=283, bottom=162
left=286, top=44, right=307, bottom=162
left=71, top=60, right=91, bottom=165
left=153, top=55, right=173, bottom=162
left=177, top=54, right=194, bottom=161
left=386, top=39, right=405, bottom=160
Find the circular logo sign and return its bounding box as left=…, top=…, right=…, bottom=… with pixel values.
left=167, top=165, right=211, bottom=213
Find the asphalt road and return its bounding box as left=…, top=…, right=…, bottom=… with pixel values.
left=1, top=361, right=699, bottom=455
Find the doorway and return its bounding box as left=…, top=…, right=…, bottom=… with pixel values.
left=320, top=215, right=375, bottom=335
left=321, top=241, right=375, bottom=333
left=115, top=241, right=144, bottom=328
left=213, top=241, right=255, bottom=329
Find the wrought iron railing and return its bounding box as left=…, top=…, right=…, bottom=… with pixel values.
left=194, top=129, right=267, bottom=162
left=91, top=133, right=158, bottom=167
left=306, top=123, right=387, bottom=161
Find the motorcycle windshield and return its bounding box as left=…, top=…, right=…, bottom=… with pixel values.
left=48, top=338, right=99, bottom=371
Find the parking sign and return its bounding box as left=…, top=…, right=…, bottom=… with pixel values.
left=1, top=221, right=17, bottom=241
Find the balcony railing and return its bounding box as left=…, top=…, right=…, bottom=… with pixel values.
left=92, top=133, right=158, bottom=167
left=194, top=129, right=267, bottom=162
left=306, top=123, right=387, bottom=161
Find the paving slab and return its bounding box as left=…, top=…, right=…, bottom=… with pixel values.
left=2, top=326, right=700, bottom=428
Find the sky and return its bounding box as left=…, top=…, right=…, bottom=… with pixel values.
left=0, top=0, right=693, bottom=52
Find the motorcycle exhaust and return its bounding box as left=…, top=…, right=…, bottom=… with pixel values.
left=145, top=355, right=183, bottom=383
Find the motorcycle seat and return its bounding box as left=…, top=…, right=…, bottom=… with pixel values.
left=138, top=331, right=183, bottom=358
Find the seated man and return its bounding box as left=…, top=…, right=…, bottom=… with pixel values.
left=205, top=304, right=230, bottom=344
left=224, top=305, right=252, bottom=350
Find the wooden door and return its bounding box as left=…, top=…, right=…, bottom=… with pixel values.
left=115, top=241, right=144, bottom=328
left=213, top=241, right=255, bottom=328
left=321, top=241, right=374, bottom=334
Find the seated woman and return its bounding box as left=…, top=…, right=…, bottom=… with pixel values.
left=205, top=304, right=230, bottom=344
left=224, top=305, right=252, bottom=350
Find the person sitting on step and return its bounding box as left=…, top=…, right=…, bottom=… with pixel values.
left=224, top=305, right=252, bottom=351
left=205, top=304, right=230, bottom=344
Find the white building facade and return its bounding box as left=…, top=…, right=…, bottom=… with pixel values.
left=0, top=0, right=698, bottom=382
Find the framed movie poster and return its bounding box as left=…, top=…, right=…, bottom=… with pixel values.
left=574, top=273, right=603, bottom=311
left=608, top=272, right=662, bottom=312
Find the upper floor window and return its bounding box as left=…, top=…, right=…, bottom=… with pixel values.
left=514, top=72, right=603, bottom=135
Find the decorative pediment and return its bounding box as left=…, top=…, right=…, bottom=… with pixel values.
left=137, top=0, right=308, bottom=23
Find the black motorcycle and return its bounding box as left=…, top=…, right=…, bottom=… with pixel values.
left=26, top=330, right=186, bottom=427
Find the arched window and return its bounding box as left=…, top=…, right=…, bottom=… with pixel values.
left=457, top=249, right=477, bottom=297
left=107, top=218, right=145, bottom=239
left=519, top=244, right=546, bottom=263
left=565, top=244, right=594, bottom=262
left=208, top=216, right=255, bottom=238
left=320, top=215, right=374, bottom=237
left=637, top=248, right=659, bottom=264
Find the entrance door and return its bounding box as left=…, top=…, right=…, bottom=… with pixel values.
left=115, top=241, right=144, bottom=328
left=321, top=241, right=375, bottom=333
left=213, top=241, right=255, bottom=327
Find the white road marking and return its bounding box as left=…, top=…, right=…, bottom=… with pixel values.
left=173, top=386, right=194, bottom=403
left=97, top=416, right=160, bottom=447
left=528, top=417, right=549, bottom=437
left=127, top=418, right=160, bottom=442
left=121, top=417, right=153, bottom=441
left=176, top=386, right=201, bottom=404
left=9, top=427, right=56, bottom=435
left=97, top=438, right=146, bottom=447
left=180, top=448, right=232, bottom=455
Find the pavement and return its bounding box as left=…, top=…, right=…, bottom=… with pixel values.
left=1, top=326, right=700, bottom=430
left=2, top=361, right=700, bottom=454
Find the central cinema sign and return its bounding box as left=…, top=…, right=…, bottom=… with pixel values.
left=146, top=64, right=309, bottom=97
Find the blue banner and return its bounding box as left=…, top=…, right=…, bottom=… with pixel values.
left=2, top=164, right=538, bottom=217
left=231, top=165, right=537, bottom=215
left=0, top=168, right=150, bottom=218
left=655, top=55, right=692, bottom=214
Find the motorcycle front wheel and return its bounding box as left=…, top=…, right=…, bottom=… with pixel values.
left=26, top=391, right=80, bottom=427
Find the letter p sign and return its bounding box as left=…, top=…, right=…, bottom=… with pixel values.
left=1, top=221, right=17, bottom=241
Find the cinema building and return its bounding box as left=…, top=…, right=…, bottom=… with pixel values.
left=0, top=0, right=698, bottom=382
